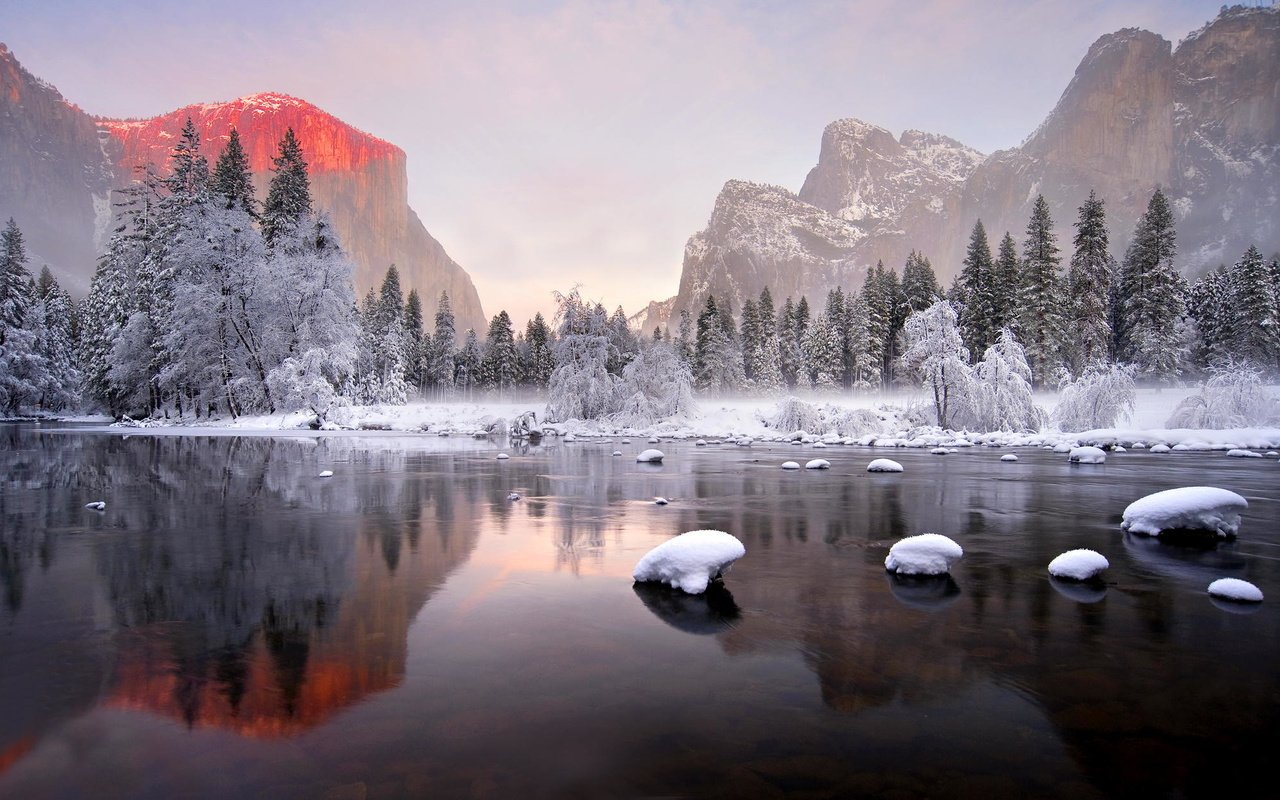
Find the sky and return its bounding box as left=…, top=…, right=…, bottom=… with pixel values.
left=3, top=0, right=1231, bottom=326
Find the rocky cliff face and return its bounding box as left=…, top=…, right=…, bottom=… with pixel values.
left=0, top=44, right=114, bottom=296
left=0, top=47, right=485, bottom=332
left=668, top=5, right=1280, bottom=319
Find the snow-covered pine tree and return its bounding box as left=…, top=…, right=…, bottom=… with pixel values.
left=1066, top=190, right=1115, bottom=372
left=428, top=291, right=456, bottom=395
left=1017, top=194, right=1065, bottom=387
left=958, top=220, right=997, bottom=358
left=1118, top=189, right=1186, bottom=381
left=902, top=250, right=941, bottom=313
left=454, top=329, right=482, bottom=398
left=606, top=305, right=637, bottom=375
left=693, top=295, right=720, bottom=388
left=211, top=127, right=256, bottom=215
left=1188, top=267, right=1234, bottom=369
left=844, top=291, right=880, bottom=390
left=546, top=288, right=616, bottom=420
left=992, top=232, right=1021, bottom=333
left=32, top=268, right=81, bottom=412
left=524, top=312, right=554, bottom=389
left=0, top=219, right=47, bottom=415
left=967, top=328, right=1042, bottom=432
left=862, top=265, right=889, bottom=389
left=404, top=289, right=424, bottom=392
left=739, top=297, right=761, bottom=384
left=778, top=297, right=801, bottom=388
left=481, top=310, right=519, bottom=394
left=753, top=287, right=783, bottom=394
left=261, top=127, right=312, bottom=247
left=675, top=309, right=694, bottom=368
left=901, top=300, right=972, bottom=429
left=1226, top=245, right=1280, bottom=370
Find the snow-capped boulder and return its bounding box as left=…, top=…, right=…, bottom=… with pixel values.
left=564, top=433, right=577, bottom=442
left=1053, top=443, right=1073, bottom=453
left=695, top=439, right=707, bottom=447
left=636, top=449, right=665, bottom=463
left=654, top=497, right=670, bottom=506
left=884, top=534, right=963, bottom=576
left=507, top=492, right=521, bottom=501
left=867, top=458, right=903, bottom=473
left=496, top=453, right=510, bottom=460
left=805, top=458, right=830, bottom=470
left=1000, top=454, right=1018, bottom=462
left=930, top=447, right=948, bottom=455
left=612, top=450, right=622, bottom=456
left=781, top=461, right=801, bottom=470
left=1150, top=444, right=1171, bottom=453
left=647, top=437, right=660, bottom=444
left=1132, top=442, right=1147, bottom=449
left=1122, top=487, right=1248, bottom=538
left=1068, top=446, right=1106, bottom=464
left=84, top=501, right=106, bottom=511
left=1207, top=578, right=1263, bottom=603
left=1226, top=449, right=1262, bottom=458
left=1172, top=444, right=1191, bottom=451
left=1048, top=549, right=1109, bottom=581
left=633, top=530, right=746, bottom=594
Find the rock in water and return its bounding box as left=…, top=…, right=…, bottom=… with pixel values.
left=318, top=470, right=334, bottom=478
left=867, top=458, right=903, bottom=473
left=885, top=534, right=963, bottom=576
left=84, top=501, right=106, bottom=511
left=781, top=461, right=801, bottom=470
left=1122, top=486, right=1248, bottom=538
left=1048, top=549, right=1110, bottom=581
left=805, top=459, right=830, bottom=470
left=633, top=530, right=746, bottom=595
left=1068, top=446, right=1106, bottom=464
left=1207, top=578, right=1263, bottom=603
left=636, top=449, right=665, bottom=463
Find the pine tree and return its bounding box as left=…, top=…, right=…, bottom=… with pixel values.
left=211, top=128, right=256, bottom=214
left=958, top=220, right=996, bottom=358
left=1188, top=267, right=1233, bottom=368
left=524, top=312, right=554, bottom=388
left=693, top=295, right=719, bottom=387
left=0, top=217, right=30, bottom=336
left=454, top=329, right=481, bottom=396
left=261, top=128, right=312, bottom=246
left=1226, top=245, right=1280, bottom=370
left=675, top=309, right=694, bottom=367
left=0, top=218, right=45, bottom=414
left=753, top=287, right=783, bottom=392
left=428, top=291, right=456, bottom=394
left=404, top=289, right=424, bottom=391
left=845, top=292, right=879, bottom=389
left=901, top=250, right=941, bottom=313
left=606, top=306, right=636, bottom=375
left=1017, top=195, right=1064, bottom=387
left=1066, top=191, right=1115, bottom=371
left=1118, top=189, right=1186, bottom=380
left=32, top=268, right=80, bottom=411
left=739, top=297, right=761, bottom=383
left=992, top=232, right=1021, bottom=332
left=481, top=310, right=519, bottom=393
left=778, top=297, right=801, bottom=388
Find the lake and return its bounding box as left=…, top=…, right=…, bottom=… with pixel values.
left=1, top=424, right=1277, bottom=799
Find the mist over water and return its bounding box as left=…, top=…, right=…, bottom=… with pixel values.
left=2, top=424, right=1277, bottom=798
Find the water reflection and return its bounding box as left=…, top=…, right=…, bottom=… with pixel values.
left=886, top=572, right=962, bottom=611
left=1049, top=575, right=1109, bottom=604
left=632, top=582, right=741, bottom=635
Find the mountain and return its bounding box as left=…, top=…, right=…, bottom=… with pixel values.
left=661, top=5, right=1280, bottom=327
left=0, top=45, right=486, bottom=332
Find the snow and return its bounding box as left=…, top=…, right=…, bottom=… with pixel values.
left=930, top=447, right=948, bottom=455
left=633, top=530, right=746, bottom=595
left=636, top=448, right=665, bottom=463
left=84, top=501, right=106, bottom=511
left=1001, top=454, right=1018, bottom=462
left=1207, top=578, right=1263, bottom=603
left=1150, top=444, right=1171, bottom=453
left=507, top=492, right=521, bottom=501
left=805, top=458, right=830, bottom=470
left=612, top=450, right=622, bottom=456
left=318, top=470, right=334, bottom=478
left=884, top=534, right=964, bottom=576
left=867, top=458, right=903, bottom=473
left=1068, top=446, right=1106, bottom=464
left=1226, top=449, right=1262, bottom=458
left=1122, top=487, right=1248, bottom=538
left=1048, top=549, right=1110, bottom=581
left=496, top=453, right=510, bottom=460
left=654, top=497, right=669, bottom=505
left=647, top=437, right=660, bottom=444
left=781, top=461, right=801, bottom=470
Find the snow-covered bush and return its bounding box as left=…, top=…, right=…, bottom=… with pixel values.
left=827, top=407, right=885, bottom=437
left=1166, top=362, right=1280, bottom=429
left=769, top=396, right=823, bottom=433
left=546, top=289, right=617, bottom=422
left=612, top=341, right=696, bottom=427
left=266, top=342, right=357, bottom=422
left=1052, top=362, right=1136, bottom=431
left=965, top=328, right=1043, bottom=432
left=901, top=301, right=973, bottom=429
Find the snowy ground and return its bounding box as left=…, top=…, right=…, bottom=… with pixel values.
left=47, top=386, right=1280, bottom=452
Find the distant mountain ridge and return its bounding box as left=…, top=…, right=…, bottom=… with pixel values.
left=0, top=47, right=486, bottom=332
left=652, top=5, right=1280, bottom=333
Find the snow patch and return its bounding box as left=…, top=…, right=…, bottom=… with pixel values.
left=1068, top=446, right=1106, bottom=464
left=1207, top=578, right=1263, bottom=604
left=633, top=530, right=746, bottom=595
left=867, top=458, right=903, bottom=473
left=1122, top=487, right=1248, bottom=538
left=636, top=449, right=665, bottom=463
left=885, top=534, right=963, bottom=576
left=1048, top=549, right=1109, bottom=581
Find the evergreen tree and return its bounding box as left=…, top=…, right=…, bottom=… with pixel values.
left=693, top=295, right=719, bottom=387
left=211, top=127, right=255, bottom=214
left=1118, top=189, right=1186, bottom=380
left=481, top=310, right=519, bottom=392
left=261, top=128, right=312, bottom=246
left=454, top=329, right=481, bottom=396
left=753, top=287, right=783, bottom=392
left=739, top=297, right=761, bottom=383
left=1017, top=194, right=1064, bottom=387
left=675, top=309, right=694, bottom=367
left=1066, top=191, right=1115, bottom=371
left=606, top=305, right=637, bottom=375
left=404, top=289, right=424, bottom=391
left=0, top=217, right=30, bottom=336
left=32, top=268, right=81, bottom=411
left=957, top=220, right=996, bottom=358
left=992, top=232, right=1021, bottom=332
left=778, top=297, right=801, bottom=388
left=0, top=218, right=44, bottom=414
left=524, top=312, right=554, bottom=388
left=845, top=292, right=879, bottom=389
left=1226, top=245, right=1280, bottom=369
left=1188, top=267, right=1233, bottom=369
left=428, top=291, right=456, bottom=394
left=901, top=250, right=941, bottom=313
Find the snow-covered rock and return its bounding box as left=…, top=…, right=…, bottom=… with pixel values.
left=612, top=450, right=622, bottom=456
left=654, top=497, right=669, bottom=506
left=1207, top=578, right=1263, bottom=603
left=1121, top=486, right=1248, bottom=538
left=318, top=470, right=334, bottom=478
left=867, top=458, right=903, bottom=473
left=507, top=492, right=521, bottom=501
left=636, top=449, right=665, bottom=463
left=1068, top=446, right=1107, bottom=464
left=84, top=501, right=106, bottom=511
left=781, top=461, right=801, bottom=470
left=647, top=437, right=660, bottom=444
left=1150, top=444, right=1171, bottom=453
left=1052, top=443, right=1073, bottom=453
left=496, top=453, right=510, bottom=460
left=695, top=439, right=707, bottom=446
left=1000, top=454, right=1018, bottom=462
left=884, top=534, right=964, bottom=576
left=1226, top=449, right=1262, bottom=458
left=564, top=433, right=577, bottom=442
left=1114, top=445, right=1127, bottom=452
left=805, top=458, right=830, bottom=470
left=1048, top=549, right=1110, bottom=581
left=930, top=447, right=948, bottom=455
left=633, top=530, right=746, bottom=594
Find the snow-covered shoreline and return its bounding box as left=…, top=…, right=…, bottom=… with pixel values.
left=28, top=388, right=1280, bottom=452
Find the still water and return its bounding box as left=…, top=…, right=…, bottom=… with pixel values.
left=1, top=424, right=1277, bottom=799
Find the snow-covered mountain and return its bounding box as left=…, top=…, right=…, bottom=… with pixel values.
left=0, top=46, right=486, bottom=332
left=659, top=5, right=1280, bottom=329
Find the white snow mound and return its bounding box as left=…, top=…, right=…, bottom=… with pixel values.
left=884, top=533, right=963, bottom=576
left=1150, top=444, right=1171, bottom=453
left=84, top=501, right=106, bottom=511
left=496, top=453, right=510, bottom=460
left=636, top=449, right=665, bottom=463
left=1122, top=487, right=1248, bottom=538
left=867, top=458, right=903, bottom=473
left=930, top=447, right=948, bottom=455
left=1048, top=549, right=1110, bottom=581
left=805, top=458, right=830, bottom=470
left=633, top=530, right=746, bottom=594
left=1226, top=449, right=1262, bottom=458
left=781, top=461, right=800, bottom=470
left=1068, top=446, right=1106, bottom=464
left=318, top=470, right=333, bottom=478
left=1001, top=454, right=1018, bottom=462
left=1207, top=578, right=1263, bottom=603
